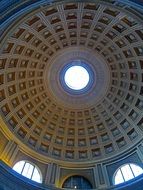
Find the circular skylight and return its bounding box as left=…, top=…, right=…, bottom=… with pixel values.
left=59, top=60, right=95, bottom=95
left=64, top=66, right=89, bottom=90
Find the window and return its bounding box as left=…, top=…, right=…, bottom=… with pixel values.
left=113, top=163, right=143, bottom=185
left=13, top=160, right=42, bottom=183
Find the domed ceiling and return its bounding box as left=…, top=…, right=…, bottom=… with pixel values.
left=0, top=0, right=143, bottom=164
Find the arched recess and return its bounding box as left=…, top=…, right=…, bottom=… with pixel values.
left=62, top=175, right=93, bottom=189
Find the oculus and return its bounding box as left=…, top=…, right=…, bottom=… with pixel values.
left=64, top=65, right=89, bottom=90
left=60, top=60, right=94, bottom=95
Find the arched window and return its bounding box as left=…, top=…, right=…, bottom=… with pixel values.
left=62, top=175, right=92, bottom=189
left=113, top=163, right=143, bottom=185
left=13, top=160, right=42, bottom=183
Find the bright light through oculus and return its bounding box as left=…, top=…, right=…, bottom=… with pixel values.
left=64, top=66, right=89, bottom=90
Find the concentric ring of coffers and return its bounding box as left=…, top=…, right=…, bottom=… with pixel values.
left=0, top=0, right=143, bottom=163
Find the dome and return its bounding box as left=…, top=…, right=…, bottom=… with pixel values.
left=0, top=0, right=143, bottom=189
